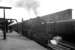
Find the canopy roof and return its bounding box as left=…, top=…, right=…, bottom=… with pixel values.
left=0, top=6, right=12, bottom=9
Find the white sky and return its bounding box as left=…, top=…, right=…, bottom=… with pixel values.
left=0, top=0, right=75, bottom=23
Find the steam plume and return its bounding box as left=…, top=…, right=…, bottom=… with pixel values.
left=15, top=0, right=40, bottom=16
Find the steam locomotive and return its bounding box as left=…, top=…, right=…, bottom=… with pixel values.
left=10, top=19, right=75, bottom=48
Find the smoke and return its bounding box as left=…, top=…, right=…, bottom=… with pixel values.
left=15, top=0, right=40, bottom=16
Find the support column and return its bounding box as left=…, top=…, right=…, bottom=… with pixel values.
left=3, top=9, right=6, bottom=40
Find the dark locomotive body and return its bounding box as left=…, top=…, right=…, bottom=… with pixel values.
left=27, top=19, right=75, bottom=47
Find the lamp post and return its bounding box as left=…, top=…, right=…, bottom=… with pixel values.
left=22, top=18, right=24, bottom=35
left=3, top=9, right=6, bottom=40
left=0, top=6, right=11, bottom=40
